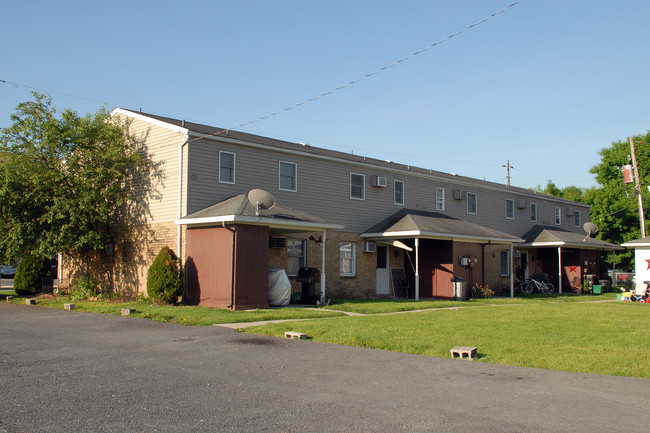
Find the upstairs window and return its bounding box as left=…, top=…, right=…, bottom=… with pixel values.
left=279, top=161, right=297, bottom=191
left=530, top=203, right=537, bottom=222
left=219, top=151, right=235, bottom=184
left=350, top=173, right=365, bottom=200
left=467, top=192, right=477, bottom=215
left=555, top=207, right=562, bottom=225
left=436, top=187, right=445, bottom=211
left=394, top=180, right=404, bottom=205
left=574, top=210, right=581, bottom=227
left=505, top=199, right=514, bottom=219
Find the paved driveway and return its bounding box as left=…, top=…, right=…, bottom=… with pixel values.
left=1, top=303, right=648, bottom=432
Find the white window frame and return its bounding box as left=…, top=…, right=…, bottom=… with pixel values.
left=530, top=203, right=537, bottom=222
left=555, top=207, right=562, bottom=225
left=436, top=187, right=445, bottom=211
left=500, top=250, right=510, bottom=276
left=350, top=173, right=365, bottom=200
left=219, top=151, right=236, bottom=184
left=467, top=192, right=477, bottom=215
left=574, top=210, right=581, bottom=227
left=505, top=199, right=515, bottom=220
left=340, top=241, right=356, bottom=276
left=394, top=180, right=404, bottom=205
left=278, top=161, right=297, bottom=192
left=286, top=239, right=306, bottom=276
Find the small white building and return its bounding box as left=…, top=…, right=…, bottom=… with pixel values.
left=621, top=237, right=650, bottom=293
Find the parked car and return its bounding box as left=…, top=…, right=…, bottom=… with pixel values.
left=1, top=265, right=16, bottom=278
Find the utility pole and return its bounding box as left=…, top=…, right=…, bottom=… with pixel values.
left=630, top=138, right=646, bottom=238
left=502, top=160, right=512, bottom=187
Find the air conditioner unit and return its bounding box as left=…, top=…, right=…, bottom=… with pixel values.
left=269, top=236, right=287, bottom=249
left=566, top=208, right=573, bottom=216
left=453, top=189, right=464, bottom=200
left=516, top=199, right=526, bottom=209
left=362, top=241, right=376, bottom=253
left=372, top=176, right=387, bottom=187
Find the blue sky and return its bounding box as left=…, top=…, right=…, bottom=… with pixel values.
left=2, top=0, right=649, bottom=189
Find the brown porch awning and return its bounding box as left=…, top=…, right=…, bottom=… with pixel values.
left=362, top=208, right=523, bottom=244
left=518, top=225, right=622, bottom=251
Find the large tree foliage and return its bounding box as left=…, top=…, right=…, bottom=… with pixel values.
left=584, top=131, right=650, bottom=270
left=0, top=93, right=155, bottom=283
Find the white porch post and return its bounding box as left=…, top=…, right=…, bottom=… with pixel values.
left=510, top=244, right=514, bottom=298
left=558, top=247, right=563, bottom=294
left=415, top=237, right=420, bottom=300
left=320, top=230, right=327, bottom=304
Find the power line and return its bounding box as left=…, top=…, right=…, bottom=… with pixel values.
left=188, top=0, right=527, bottom=143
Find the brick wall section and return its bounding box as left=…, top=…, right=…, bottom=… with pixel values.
left=483, top=244, right=512, bottom=295
left=60, top=222, right=180, bottom=297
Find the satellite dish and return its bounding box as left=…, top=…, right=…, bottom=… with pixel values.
left=583, top=222, right=598, bottom=242
left=247, top=189, right=276, bottom=216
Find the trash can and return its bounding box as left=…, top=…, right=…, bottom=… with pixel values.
left=452, top=277, right=467, bottom=301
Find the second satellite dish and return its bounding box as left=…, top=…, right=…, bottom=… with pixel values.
left=583, top=222, right=598, bottom=242
left=247, top=189, right=276, bottom=216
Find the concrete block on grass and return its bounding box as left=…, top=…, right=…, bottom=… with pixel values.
left=6, top=296, right=13, bottom=302
left=121, top=308, right=136, bottom=316
left=25, top=298, right=36, bottom=305
left=64, top=303, right=75, bottom=311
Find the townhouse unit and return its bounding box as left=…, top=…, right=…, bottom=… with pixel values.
left=60, top=109, right=620, bottom=309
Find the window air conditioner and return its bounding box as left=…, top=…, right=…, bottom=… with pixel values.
left=516, top=199, right=526, bottom=209
left=566, top=208, right=573, bottom=216
left=453, top=189, right=464, bottom=200
left=362, top=241, right=376, bottom=253
left=373, top=176, right=387, bottom=187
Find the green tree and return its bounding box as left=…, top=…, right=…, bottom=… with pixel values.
left=586, top=131, right=650, bottom=270
left=0, top=92, right=156, bottom=286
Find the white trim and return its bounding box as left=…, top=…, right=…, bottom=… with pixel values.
left=219, top=151, right=236, bottom=184
left=467, top=192, right=478, bottom=215
left=339, top=241, right=356, bottom=277
left=278, top=160, right=298, bottom=192
left=394, top=180, right=405, bottom=206
left=505, top=199, right=514, bottom=220
left=435, top=187, right=445, bottom=211
left=350, top=173, right=365, bottom=200
left=175, top=214, right=344, bottom=231
left=362, top=231, right=523, bottom=244
left=111, top=108, right=189, bottom=135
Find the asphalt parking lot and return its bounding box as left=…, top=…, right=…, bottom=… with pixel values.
left=1, top=303, right=648, bottom=432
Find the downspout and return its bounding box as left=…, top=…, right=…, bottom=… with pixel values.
left=223, top=222, right=236, bottom=309
left=178, top=134, right=190, bottom=300
left=177, top=135, right=189, bottom=261
left=510, top=244, right=514, bottom=298
left=320, top=230, right=327, bottom=305
left=558, top=247, right=563, bottom=294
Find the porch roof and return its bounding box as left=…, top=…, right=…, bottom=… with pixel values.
left=361, top=209, right=523, bottom=244
left=175, top=193, right=344, bottom=232
left=621, top=236, right=650, bottom=248
left=518, top=225, right=623, bottom=251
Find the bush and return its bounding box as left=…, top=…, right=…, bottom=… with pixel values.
left=14, top=252, right=50, bottom=296
left=147, top=246, right=183, bottom=304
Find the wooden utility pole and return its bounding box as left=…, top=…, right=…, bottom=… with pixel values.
left=630, top=138, right=646, bottom=238
left=503, top=160, right=512, bottom=187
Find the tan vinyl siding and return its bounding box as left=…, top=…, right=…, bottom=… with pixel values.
left=120, top=116, right=187, bottom=223
left=185, top=136, right=590, bottom=237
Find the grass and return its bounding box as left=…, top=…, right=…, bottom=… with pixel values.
left=5, top=291, right=647, bottom=377
left=246, top=298, right=650, bottom=378
left=3, top=295, right=344, bottom=326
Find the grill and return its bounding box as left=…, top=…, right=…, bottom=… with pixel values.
left=296, top=267, right=320, bottom=303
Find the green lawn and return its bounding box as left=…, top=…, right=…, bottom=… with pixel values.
left=247, top=299, right=650, bottom=378
left=5, top=292, right=647, bottom=377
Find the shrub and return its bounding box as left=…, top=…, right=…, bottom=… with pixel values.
left=147, top=246, right=183, bottom=304
left=14, top=252, right=50, bottom=296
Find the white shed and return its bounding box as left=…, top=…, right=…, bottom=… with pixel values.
left=621, top=237, right=650, bottom=293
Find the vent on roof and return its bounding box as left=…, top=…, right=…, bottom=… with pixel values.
left=517, top=199, right=526, bottom=209
left=362, top=241, right=376, bottom=253
left=372, top=176, right=387, bottom=188
left=453, top=189, right=464, bottom=200
left=269, top=236, right=287, bottom=249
